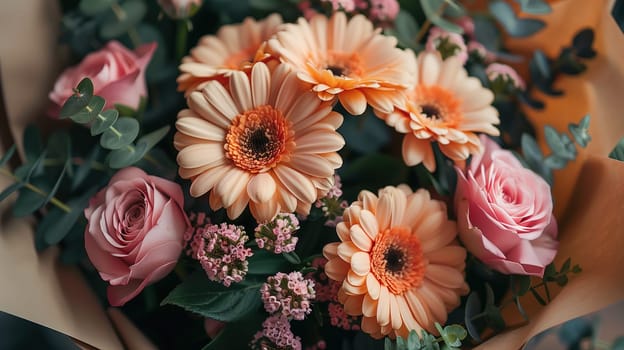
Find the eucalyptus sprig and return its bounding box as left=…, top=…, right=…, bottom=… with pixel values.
left=384, top=323, right=468, bottom=350
left=59, top=77, right=169, bottom=169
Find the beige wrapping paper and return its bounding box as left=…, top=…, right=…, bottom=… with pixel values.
left=0, top=0, right=622, bottom=349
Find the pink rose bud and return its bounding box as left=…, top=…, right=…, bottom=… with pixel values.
left=486, top=62, right=526, bottom=90
left=369, top=0, right=400, bottom=22
left=48, top=41, right=156, bottom=117
left=455, top=136, right=558, bottom=277
left=158, top=0, right=202, bottom=19
left=84, top=167, right=190, bottom=306
left=454, top=16, right=475, bottom=38
left=425, top=26, right=468, bottom=65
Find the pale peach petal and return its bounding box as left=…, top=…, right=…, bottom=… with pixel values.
left=251, top=62, right=270, bottom=106
left=390, top=295, right=402, bottom=330
left=377, top=285, right=390, bottom=327
left=397, top=295, right=422, bottom=333
left=425, top=264, right=466, bottom=289
left=229, top=70, right=253, bottom=111
left=343, top=279, right=367, bottom=295
left=249, top=199, right=279, bottom=224
left=226, top=191, right=250, bottom=219
left=337, top=241, right=359, bottom=263
left=338, top=89, right=367, bottom=116
left=246, top=172, right=277, bottom=203
left=349, top=224, right=373, bottom=251
left=325, top=258, right=349, bottom=281
left=189, top=165, right=230, bottom=197
left=359, top=210, right=379, bottom=240
left=366, top=273, right=381, bottom=300
left=347, top=270, right=367, bottom=287
left=350, top=251, right=371, bottom=276
left=336, top=222, right=351, bottom=242
left=215, top=167, right=251, bottom=208
left=176, top=141, right=225, bottom=171
left=287, top=154, right=334, bottom=178
left=362, top=293, right=378, bottom=317
left=176, top=117, right=225, bottom=141
left=323, top=242, right=340, bottom=259
left=344, top=294, right=365, bottom=315
left=202, top=82, right=239, bottom=120
left=274, top=165, right=317, bottom=204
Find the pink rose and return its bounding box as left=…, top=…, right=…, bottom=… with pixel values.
left=84, top=167, right=190, bottom=306
left=49, top=41, right=156, bottom=117
left=455, top=136, right=558, bottom=277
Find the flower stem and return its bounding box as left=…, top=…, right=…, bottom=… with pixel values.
left=415, top=1, right=449, bottom=43
left=110, top=2, right=142, bottom=48
left=176, top=19, right=189, bottom=61
left=0, top=168, right=72, bottom=213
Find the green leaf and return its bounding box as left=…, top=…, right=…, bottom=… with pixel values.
left=390, top=10, right=420, bottom=49
left=515, top=0, right=551, bottom=14
left=340, top=113, right=390, bottom=153
left=384, top=337, right=395, bottom=350
left=72, top=145, right=103, bottom=191
left=341, top=153, right=409, bottom=200
left=99, top=0, right=147, bottom=39
left=544, top=262, right=557, bottom=280
left=484, top=284, right=506, bottom=332
left=530, top=288, right=547, bottom=306
left=490, top=0, right=546, bottom=37
left=23, top=126, right=43, bottom=162
left=71, top=95, right=106, bottom=124
left=407, top=330, right=421, bottom=349
left=543, top=154, right=568, bottom=170
left=609, top=137, right=624, bottom=161
left=283, top=251, right=301, bottom=265
left=202, top=310, right=265, bottom=350
left=42, top=164, right=68, bottom=209
left=568, top=115, right=591, bottom=148
left=611, top=336, right=624, bottom=350
left=441, top=324, right=467, bottom=348
left=395, top=335, right=406, bottom=349
left=544, top=126, right=577, bottom=160
left=100, top=117, right=140, bottom=149
left=135, top=125, right=170, bottom=150
left=15, top=150, right=47, bottom=183
left=0, top=144, right=16, bottom=167
left=510, top=275, right=532, bottom=297
left=107, top=143, right=146, bottom=168
left=560, top=257, right=571, bottom=274
left=420, top=0, right=463, bottom=34
left=464, top=291, right=482, bottom=342
left=0, top=182, right=24, bottom=201
left=80, top=0, right=116, bottom=15
left=39, top=189, right=94, bottom=246
left=90, top=109, right=119, bottom=135
left=13, top=178, right=50, bottom=217
left=60, top=78, right=94, bottom=118
left=521, top=133, right=553, bottom=184
left=246, top=250, right=289, bottom=275
left=162, top=271, right=262, bottom=322
left=248, top=0, right=282, bottom=10
left=515, top=297, right=529, bottom=320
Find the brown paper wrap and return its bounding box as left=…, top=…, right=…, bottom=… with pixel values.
left=0, top=0, right=622, bottom=349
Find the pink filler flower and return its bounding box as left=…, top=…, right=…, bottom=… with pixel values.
left=49, top=41, right=156, bottom=117
left=455, top=135, right=558, bottom=277
left=84, top=167, right=190, bottom=306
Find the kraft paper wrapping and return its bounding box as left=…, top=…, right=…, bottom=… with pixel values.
left=0, top=1, right=622, bottom=349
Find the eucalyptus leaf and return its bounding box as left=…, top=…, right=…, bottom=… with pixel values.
left=568, top=115, right=591, bottom=148
left=340, top=114, right=390, bottom=154
left=543, top=154, right=568, bottom=169
left=13, top=179, right=50, bottom=217
left=38, top=189, right=95, bottom=246
left=15, top=150, right=47, bottom=182
left=136, top=125, right=170, bottom=150
left=490, top=1, right=546, bottom=37
left=60, top=78, right=94, bottom=118
left=99, top=0, right=147, bottom=39
left=0, top=182, right=24, bottom=202
left=572, top=29, right=596, bottom=58
left=23, top=126, right=43, bottom=162
left=419, top=0, right=463, bottom=34
left=42, top=164, right=68, bottom=209
left=72, top=145, right=103, bottom=191
left=248, top=0, right=282, bottom=10
left=283, top=251, right=301, bottom=265
left=0, top=144, right=16, bottom=167
left=90, top=109, right=119, bottom=135
left=544, top=126, right=577, bottom=160
left=515, top=0, right=551, bottom=14
left=71, top=96, right=106, bottom=124
left=162, top=271, right=262, bottom=322
left=80, top=0, right=116, bottom=15
left=464, top=292, right=482, bottom=342
left=390, top=10, right=420, bottom=49
left=510, top=275, right=531, bottom=297
left=202, top=311, right=265, bottom=350
left=609, top=137, right=624, bottom=161
left=107, top=143, right=147, bottom=169
left=100, top=117, right=140, bottom=149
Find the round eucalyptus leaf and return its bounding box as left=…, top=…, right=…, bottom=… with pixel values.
left=100, top=117, right=139, bottom=149
left=71, top=96, right=106, bottom=124
left=90, top=109, right=119, bottom=136
left=107, top=142, right=148, bottom=169
left=79, top=0, right=116, bottom=15
left=99, top=0, right=147, bottom=39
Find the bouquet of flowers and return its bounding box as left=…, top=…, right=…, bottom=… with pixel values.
left=1, top=0, right=623, bottom=349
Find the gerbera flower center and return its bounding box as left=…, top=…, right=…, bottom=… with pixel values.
left=370, top=227, right=426, bottom=295
left=224, top=48, right=256, bottom=69
left=225, top=105, right=291, bottom=173
left=414, top=85, right=463, bottom=127
left=323, top=51, right=364, bottom=78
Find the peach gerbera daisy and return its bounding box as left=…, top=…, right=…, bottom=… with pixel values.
left=177, top=14, right=282, bottom=95
left=174, top=62, right=345, bottom=222
left=376, top=51, right=500, bottom=172
left=268, top=11, right=416, bottom=116
left=323, top=185, right=468, bottom=339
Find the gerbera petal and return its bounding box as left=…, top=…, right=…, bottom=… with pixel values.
left=338, top=89, right=367, bottom=116
left=177, top=143, right=224, bottom=169
left=203, top=81, right=239, bottom=120
left=251, top=62, right=270, bottom=106
left=229, top=70, right=253, bottom=111
left=247, top=172, right=277, bottom=203
left=351, top=251, right=371, bottom=276
left=362, top=294, right=378, bottom=317
left=274, top=166, right=317, bottom=204
left=366, top=273, right=381, bottom=300
left=189, top=165, right=230, bottom=197
left=325, top=258, right=349, bottom=281
left=377, top=285, right=391, bottom=327
left=176, top=117, right=225, bottom=141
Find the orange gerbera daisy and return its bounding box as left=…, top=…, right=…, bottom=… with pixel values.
left=323, top=185, right=469, bottom=339
left=174, top=62, right=345, bottom=222
left=177, top=14, right=283, bottom=95
left=268, top=11, right=416, bottom=116
left=376, top=51, right=500, bottom=172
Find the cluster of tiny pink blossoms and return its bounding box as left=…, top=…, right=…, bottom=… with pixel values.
left=250, top=314, right=302, bottom=350
left=189, top=222, right=253, bottom=287
left=314, top=175, right=348, bottom=227
left=261, top=271, right=316, bottom=321
left=307, top=257, right=360, bottom=331
left=426, top=26, right=469, bottom=64
left=300, top=0, right=398, bottom=22
left=255, top=213, right=300, bottom=254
